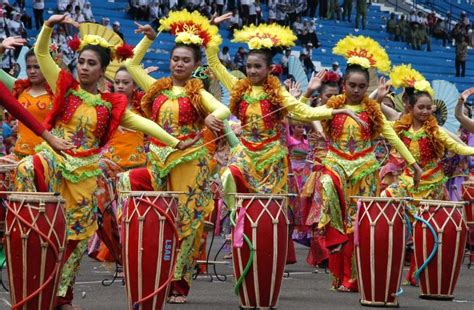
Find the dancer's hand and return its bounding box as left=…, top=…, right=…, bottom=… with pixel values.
left=376, top=76, right=391, bottom=103
left=288, top=81, right=302, bottom=98
left=145, top=66, right=159, bottom=74
left=134, top=22, right=156, bottom=40
left=210, top=12, right=233, bottom=25
left=337, top=109, right=369, bottom=131
left=205, top=114, right=224, bottom=132
left=412, top=163, right=422, bottom=190
left=45, top=14, right=79, bottom=28
left=41, top=131, right=75, bottom=155
left=461, top=87, right=474, bottom=102
left=176, top=132, right=203, bottom=150
left=0, top=36, right=26, bottom=53
left=306, top=70, right=326, bottom=95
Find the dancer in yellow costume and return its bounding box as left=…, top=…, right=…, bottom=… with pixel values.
left=316, top=36, right=422, bottom=292
left=118, top=11, right=231, bottom=304
left=15, top=15, right=193, bottom=309
left=0, top=37, right=55, bottom=160
left=382, top=66, right=474, bottom=201
left=206, top=19, right=365, bottom=210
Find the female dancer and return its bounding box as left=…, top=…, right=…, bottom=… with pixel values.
left=119, top=11, right=231, bottom=304
left=381, top=80, right=474, bottom=285
left=17, top=15, right=193, bottom=309
left=316, top=36, right=422, bottom=292
left=0, top=37, right=54, bottom=160
left=382, top=81, right=474, bottom=201
left=102, top=67, right=147, bottom=170
left=205, top=21, right=365, bottom=211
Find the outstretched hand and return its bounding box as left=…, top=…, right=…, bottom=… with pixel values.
left=288, top=81, right=302, bottom=98
left=210, top=12, right=233, bottom=25
left=134, top=22, right=156, bottom=40
left=205, top=114, right=224, bottom=132
left=376, top=76, right=391, bottom=103
left=0, top=36, right=26, bottom=51
left=46, top=14, right=79, bottom=28
left=307, top=70, right=327, bottom=94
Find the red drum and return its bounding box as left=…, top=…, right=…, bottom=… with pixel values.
left=461, top=181, right=474, bottom=225
left=354, top=197, right=407, bottom=307
left=122, top=192, right=179, bottom=310
left=4, top=193, right=67, bottom=310
left=413, top=200, right=467, bottom=299
left=231, top=194, right=288, bottom=309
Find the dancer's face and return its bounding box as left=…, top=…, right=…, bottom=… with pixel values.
left=411, top=95, right=433, bottom=123
left=170, top=47, right=199, bottom=82
left=77, top=50, right=104, bottom=86
left=319, top=86, right=339, bottom=105
left=344, top=72, right=368, bottom=103
left=114, top=70, right=135, bottom=98
left=26, top=56, right=46, bottom=86
left=246, top=54, right=271, bottom=86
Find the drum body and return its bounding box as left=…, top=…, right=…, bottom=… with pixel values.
left=122, top=192, right=179, bottom=310
left=461, top=181, right=474, bottom=225
left=5, top=194, right=67, bottom=310
left=413, top=200, right=467, bottom=299
left=231, top=194, right=288, bottom=309
left=355, top=197, right=407, bottom=307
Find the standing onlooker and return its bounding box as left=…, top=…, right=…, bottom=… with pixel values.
left=268, top=0, right=277, bottom=23
left=293, top=16, right=304, bottom=42
left=433, top=19, right=449, bottom=47
left=330, top=61, right=343, bottom=79
left=386, top=12, right=397, bottom=40
left=280, top=49, right=291, bottom=79
left=33, top=0, right=44, bottom=30
left=240, top=0, right=250, bottom=26
left=307, top=0, right=317, bottom=18
left=342, top=0, right=352, bottom=22
left=72, top=5, right=85, bottom=24
left=248, top=0, right=257, bottom=25
left=234, top=46, right=247, bottom=73
left=83, top=1, right=95, bottom=22
left=216, top=0, right=225, bottom=15
left=355, top=0, right=366, bottom=30
left=228, top=8, right=241, bottom=37
left=319, top=0, right=328, bottom=18
left=8, top=11, right=26, bottom=38
left=218, top=46, right=233, bottom=68
left=57, top=0, right=69, bottom=13
left=307, top=20, right=320, bottom=47
left=455, top=36, right=468, bottom=77
left=113, top=21, right=124, bottom=41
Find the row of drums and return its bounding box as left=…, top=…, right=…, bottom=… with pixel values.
left=0, top=162, right=473, bottom=309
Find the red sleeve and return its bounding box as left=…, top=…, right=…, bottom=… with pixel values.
left=0, top=81, right=46, bottom=136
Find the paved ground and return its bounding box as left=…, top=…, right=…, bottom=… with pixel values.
left=0, top=237, right=473, bottom=309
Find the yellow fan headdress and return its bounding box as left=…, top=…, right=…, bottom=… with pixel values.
left=158, top=10, right=222, bottom=49
left=68, top=23, right=134, bottom=64
left=332, top=35, right=391, bottom=73
left=390, top=64, right=434, bottom=97
left=232, top=24, right=297, bottom=50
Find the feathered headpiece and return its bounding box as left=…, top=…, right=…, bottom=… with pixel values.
left=389, top=64, right=434, bottom=97
left=232, top=24, right=297, bottom=51
left=158, top=10, right=222, bottom=48
left=68, top=23, right=134, bottom=62
left=332, top=35, right=391, bottom=73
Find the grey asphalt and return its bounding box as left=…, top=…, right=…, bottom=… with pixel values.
left=1, top=237, right=473, bottom=309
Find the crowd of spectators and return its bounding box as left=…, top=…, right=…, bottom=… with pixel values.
left=386, top=10, right=473, bottom=50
